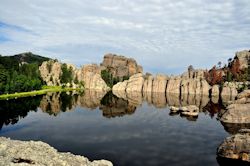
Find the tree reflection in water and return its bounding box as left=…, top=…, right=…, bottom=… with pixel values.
left=0, top=96, right=42, bottom=130
left=0, top=90, right=235, bottom=129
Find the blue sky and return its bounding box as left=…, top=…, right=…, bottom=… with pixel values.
left=0, top=0, right=250, bottom=74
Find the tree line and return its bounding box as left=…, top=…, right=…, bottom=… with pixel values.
left=0, top=55, right=43, bottom=94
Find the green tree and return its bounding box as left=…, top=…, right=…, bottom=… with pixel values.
left=60, top=64, right=73, bottom=84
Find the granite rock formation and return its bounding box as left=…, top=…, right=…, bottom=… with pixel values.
left=100, top=53, right=143, bottom=79
left=39, top=61, right=110, bottom=91
left=217, top=129, right=250, bottom=162
left=0, top=137, right=112, bottom=166
left=221, top=82, right=238, bottom=102
left=235, top=50, right=250, bottom=70
left=219, top=89, right=250, bottom=124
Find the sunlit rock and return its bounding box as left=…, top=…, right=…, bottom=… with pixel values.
left=0, top=137, right=113, bottom=166
left=217, top=129, right=250, bottom=163
left=219, top=103, right=250, bottom=123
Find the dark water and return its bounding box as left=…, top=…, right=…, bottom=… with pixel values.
left=0, top=91, right=245, bottom=166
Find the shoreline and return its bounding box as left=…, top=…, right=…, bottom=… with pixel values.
left=0, top=137, right=113, bottom=166
left=0, top=86, right=84, bottom=100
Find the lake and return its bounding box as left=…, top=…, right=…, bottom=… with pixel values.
left=0, top=90, right=242, bottom=166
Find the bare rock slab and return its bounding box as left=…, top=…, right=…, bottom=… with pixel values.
left=0, top=137, right=113, bottom=166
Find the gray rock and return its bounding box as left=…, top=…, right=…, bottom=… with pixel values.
left=180, top=105, right=199, bottom=116
left=100, top=53, right=143, bottom=79
left=235, top=50, right=250, bottom=70
left=0, top=137, right=113, bottom=166
left=169, top=106, right=179, bottom=112
left=237, top=90, right=250, bottom=99
left=217, top=129, right=250, bottom=162
left=219, top=103, right=250, bottom=123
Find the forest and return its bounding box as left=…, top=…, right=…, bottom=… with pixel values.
left=0, top=52, right=50, bottom=95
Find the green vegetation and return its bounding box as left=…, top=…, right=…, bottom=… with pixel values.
left=0, top=53, right=51, bottom=95
left=0, top=61, right=43, bottom=95
left=0, top=86, right=82, bottom=100
left=60, top=63, right=73, bottom=84
left=101, top=69, right=129, bottom=88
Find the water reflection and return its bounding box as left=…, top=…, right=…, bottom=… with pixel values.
left=0, top=96, right=42, bottom=130
left=0, top=90, right=229, bottom=128
left=0, top=90, right=247, bottom=166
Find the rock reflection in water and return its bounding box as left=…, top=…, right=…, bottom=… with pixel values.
left=100, top=92, right=136, bottom=118
left=220, top=122, right=250, bottom=135
left=0, top=90, right=236, bottom=131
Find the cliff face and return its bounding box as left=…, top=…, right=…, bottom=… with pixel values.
left=39, top=50, right=249, bottom=95
left=39, top=53, right=144, bottom=91
left=100, top=53, right=143, bottom=79
left=39, top=61, right=110, bottom=91
left=235, top=50, right=250, bottom=70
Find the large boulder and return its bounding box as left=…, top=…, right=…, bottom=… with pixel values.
left=219, top=103, right=250, bottom=123
left=180, top=105, right=199, bottom=116
left=112, top=81, right=128, bottom=92
left=126, top=73, right=144, bottom=92
left=112, top=73, right=144, bottom=93
left=100, top=53, right=143, bottom=79
left=235, top=50, right=250, bottom=70
left=83, top=72, right=110, bottom=91
left=0, top=137, right=112, bottom=166
left=221, top=82, right=238, bottom=102
left=217, top=129, right=250, bottom=162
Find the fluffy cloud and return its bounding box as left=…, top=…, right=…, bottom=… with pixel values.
left=0, top=0, right=249, bottom=74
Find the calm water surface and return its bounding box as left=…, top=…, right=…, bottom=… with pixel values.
left=0, top=91, right=243, bottom=166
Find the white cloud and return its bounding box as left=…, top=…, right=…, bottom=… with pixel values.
left=0, top=0, right=249, bottom=74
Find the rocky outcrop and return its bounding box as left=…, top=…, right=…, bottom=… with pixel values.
left=221, top=82, right=238, bottom=102
left=112, top=73, right=144, bottom=93
left=0, top=137, right=112, bottom=166
left=211, top=85, right=220, bottom=96
left=39, top=60, right=110, bottom=91
left=217, top=129, right=250, bottom=162
left=126, top=73, right=144, bottom=92
left=83, top=72, right=110, bottom=91
left=166, top=78, right=181, bottom=94
left=100, top=53, right=143, bottom=79
left=179, top=79, right=210, bottom=96
left=152, top=74, right=168, bottom=93
left=39, top=60, right=62, bottom=86
left=235, top=50, right=250, bottom=70
left=219, top=103, right=250, bottom=123
left=181, top=69, right=205, bottom=79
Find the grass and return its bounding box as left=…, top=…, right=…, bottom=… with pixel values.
left=0, top=86, right=83, bottom=100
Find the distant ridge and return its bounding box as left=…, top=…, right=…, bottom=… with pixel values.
left=0, top=52, right=51, bottom=65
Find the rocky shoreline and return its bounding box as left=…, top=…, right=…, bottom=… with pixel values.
left=0, top=137, right=113, bottom=166
left=2, top=49, right=250, bottom=164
